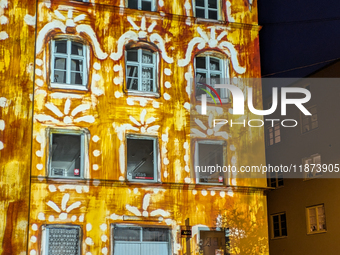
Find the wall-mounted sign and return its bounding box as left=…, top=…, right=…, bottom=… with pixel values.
left=181, top=229, right=192, bottom=238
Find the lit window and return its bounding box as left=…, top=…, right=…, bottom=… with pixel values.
left=267, top=123, right=281, bottom=146
left=43, top=225, right=81, bottom=255
left=269, top=171, right=283, bottom=188
left=113, top=225, right=170, bottom=255
left=195, top=0, right=219, bottom=20
left=271, top=213, right=287, bottom=238
left=51, top=39, right=87, bottom=90
left=49, top=130, right=85, bottom=178
left=303, top=154, right=322, bottom=179
left=127, top=0, right=156, bottom=11
left=302, top=105, right=318, bottom=133
left=306, top=204, right=326, bottom=234
left=195, top=55, right=229, bottom=101
left=126, top=49, right=157, bottom=93
left=195, top=140, right=226, bottom=184
left=126, top=135, right=157, bottom=182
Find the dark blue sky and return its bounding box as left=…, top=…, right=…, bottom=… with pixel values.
left=258, top=0, right=340, bottom=78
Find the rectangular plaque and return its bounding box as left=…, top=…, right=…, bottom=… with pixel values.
left=181, top=229, right=192, bottom=237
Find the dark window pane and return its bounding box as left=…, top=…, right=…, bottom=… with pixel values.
left=208, top=0, right=217, bottom=8
left=142, top=0, right=152, bottom=11
left=198, top=143, right=223, bottom=183
left=127, top=138, right=155, bottom=180
left=208, top=10, right=218, bottom=20
left=127, top=50, right=138, bottom=62
left=71, top=42, right=83, bottom=56
left=71, top=59, right=83, bottom=71
left=127, top=78, right=138, bottom=90
left=196, top=57, right=206, bottom=69
left=128, top=0, right=138, bottom=9
left=51, top=134, right=81, bottom=177
left=55, top=40, right=67, bottom=54
left=71, top=72, right=83, bottom=85
left=274, top=229, right=280, bottom=238
left=196, top=0, right=205, bottom=7
left=114, top=227, right=140, bottom=241
left=210, top=58, right=220, bottom=71
left=196, top=8, right=205, bottom=18
left=143, top=228, right=169, bottom=242
left=55, top=58, right=67, bottom=70
left=127, top=65, right=139, bottom=78
left=281, top=228, right=287, bottom=236
left=196, top=72, right=207, bottom=96
left=273, top=215, right=279, bottom=224
left=54, top=70, right=66, bottom=83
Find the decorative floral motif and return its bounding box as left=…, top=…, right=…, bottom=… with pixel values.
left=46, top=193, right=81, bottom=220
left=129, top=109, right=160, bottom=134
left=191, top=113, right=229, bottom=139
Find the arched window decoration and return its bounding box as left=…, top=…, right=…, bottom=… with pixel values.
left=51, top=39, right=87, bottom=90
left=195, top=53, right=230, bottom=101
left=125, top=48, right=157, bottom=93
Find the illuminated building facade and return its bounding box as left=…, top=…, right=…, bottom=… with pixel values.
left=0, top=0, right=268, bottom=254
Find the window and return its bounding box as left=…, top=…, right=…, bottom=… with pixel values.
left=127, top=0, right=156, bottom=11
left=195, top=55, right=229, bottom=102
left=43, top=225, right=81, bottom=255
left=49, top=130, right=85, bottom=178
left=306, top=204, right=326, bottom=234
left=271, top=213, right=287, bottom=238
left=303, top=154, right=321, bottom=179
left=113, top=225, right=170, bottom=255
left=198, top=229, right=227, bottom=255
left=51, top=39, right=87, bottom=90
left=269, top=171, right=284, bottom=188
left=302, top=105, right=318, bottom=133
left=126, top=135, right=158, bottom=182
left=195, top=140, right=226, bottom=184
left=195, top=0, right=219, bottom=20
left=267, top=123, right=280, bottom=145
left=126, top=49, right=157, bottom=93
left=74, top=0, right=89, bottom=2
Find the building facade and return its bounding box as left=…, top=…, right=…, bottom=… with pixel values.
left=0, top=0, right=269, bottom=254
left=266, top=61, right=340, bottom=254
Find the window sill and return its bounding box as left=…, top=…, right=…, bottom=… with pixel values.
left=127, top=90, right=160, bottom=98
left=50, top=83, right=88, bottom=91
left=196, top=17, right=223, bottom=24
left=197, top=182, right=224, bottom=186
left=303, top=175, right=322, bottom=181
left=307, top=230, right=327, bottom=235
left=271, top=236, right=287, bottom=240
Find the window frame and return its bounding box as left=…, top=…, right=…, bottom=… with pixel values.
left=41, top=224, right=82, bottom=255
left=47, top=129, right=87, bottom=179
left=125, top=48, right=159, bottom=97
left=194, top=139, right=227, bottom=185
left=126, top=134, right=159, bottom=183
left=50, top=38, right=89, bottom=91
left=111, top=224, right=171, bottom=255
left=303, top=153, right=322, bottom=179
left=306, top=204, right=327, bottom=234
left=194, top=0, right=221, bottom=20
left=270, top=212, right=287, bottom=239
left=301, top=105, right=318, bottom=134
left=194, top=53, right=230, bottom=103
left=126, top=0, right=157, bottom=12
left=268, top=171, right=284, bottom=188
left=267, top=122, right=281, bottom=146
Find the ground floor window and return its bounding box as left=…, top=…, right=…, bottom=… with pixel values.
left=43, top=225, right=81, bottom=255
left=113, top=225, right=170, bottom=255
left=198, top=230, right=228, bottom=255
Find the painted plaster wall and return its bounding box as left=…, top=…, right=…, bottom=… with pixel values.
left=0, top=0, right=36, bottom=254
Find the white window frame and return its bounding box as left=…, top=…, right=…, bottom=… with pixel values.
left=195, top=140, right=226, bottom=185
left=126, top=135, right=159, bottom=183
left=127, top=0, right=157, bottom=11
left=51, top=39, right=88, bottom=91
left=267, top=123, right=281, bottom=146
left=111, top=224, right=171, bottom=254
left=306, top=204, right=326, bottom=234
left=271, top=212, right=287, bottom=239
left=125, top=48, right=158, bottom=96
left=301, top=105, right=318, bottom=133
left=303, top=153, right=322, bottom=179
left=194, top=0, right=220, bottom=20
left=48, top=129, right=87, bottom=179
left=195, top=54, right=230, bottom=103
left=41, top=225, right=82, bottom=255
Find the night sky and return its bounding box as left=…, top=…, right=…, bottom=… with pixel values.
left=258, top=0, right=340, bottom=78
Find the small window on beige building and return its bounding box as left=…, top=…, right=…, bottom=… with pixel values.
left=301, top=105, right=318, bottom=133
left=267, top=123, right=281, bottom=146
left=303, top=153, right=322, bottom=179
left=306, top=204, right=326, bottom=234
left=271, top=212, right=287, bottom=238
